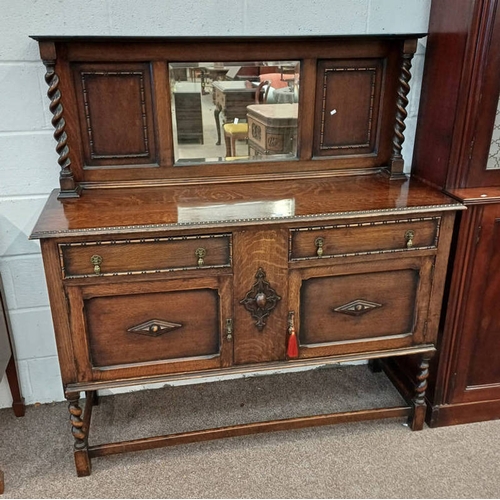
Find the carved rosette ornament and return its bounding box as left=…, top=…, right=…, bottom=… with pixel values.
left=240, top=267, right=281, bottom=331
left=43, top=57, right=81, bottom=198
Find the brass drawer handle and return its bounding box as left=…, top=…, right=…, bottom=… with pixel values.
left=405, top=230, right=415, bottom=249
left=315, top=237, right=324, bottom=257
left=90, top=255, right=103, bottom=275
left=195, top=247, right=206, bottom=266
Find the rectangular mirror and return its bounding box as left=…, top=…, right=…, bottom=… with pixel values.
left=169, top=61, right=300, bottom=165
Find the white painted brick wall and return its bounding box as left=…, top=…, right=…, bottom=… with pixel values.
left=0, top=0, right=431, bottom=408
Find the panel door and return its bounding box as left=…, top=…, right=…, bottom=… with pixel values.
left=449, top=203, right=500, bottom=402
left=289, top=256, right=435, bottom=358
left=66, top=276, right=233, bottom=382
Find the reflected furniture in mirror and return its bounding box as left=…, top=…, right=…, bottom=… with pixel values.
left=386, top=0, right=500, bottom=427
left=213, top=80, right=258, bottom=146
left=247, top=103, right=298, bottom=157
left=172, top=82, right=203, bottom=144
left=30, top=35, right=464, bottom=476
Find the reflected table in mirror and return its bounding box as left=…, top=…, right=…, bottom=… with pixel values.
left=273, top=87, right=298, bottom=104
left=247, top=103, right=298, bottom=157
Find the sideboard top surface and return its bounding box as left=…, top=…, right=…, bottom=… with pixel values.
left=31, top=174, right=464, bottom=239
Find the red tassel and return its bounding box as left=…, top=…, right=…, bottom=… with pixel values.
left=287, top=330, right=299, bottom=359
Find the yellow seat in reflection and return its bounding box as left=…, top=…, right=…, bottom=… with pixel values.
left=223, top=123, right=249, bottom=157
left=225, top=156, right=250, bottom=161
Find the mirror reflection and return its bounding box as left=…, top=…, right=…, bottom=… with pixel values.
left=169, top=61, right=300, bottom=164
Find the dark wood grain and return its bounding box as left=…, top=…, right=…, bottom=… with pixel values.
left=403, top=0, right=500, bottom=428
left=314, top=58, right=384, bottom=157
left=73, top=62, right=157, bottom=167
left=411, top=0, right=479, bottom=188
left=300, top=268, right=418, bottom=344
left=86, top=288, right=219, bottom=367
left=290, top=217, right=439, bottom=260
left=66, top=277, right=230, bottom=382
left=445, top=204, right=500, bottom=402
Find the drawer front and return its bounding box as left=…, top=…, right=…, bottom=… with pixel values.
left=59, top=233, right=231, bottom=278
left=289, top=217, right=440, bottom=261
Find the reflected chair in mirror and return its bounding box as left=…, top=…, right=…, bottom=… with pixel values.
left=223, top=80, right=270, bottom=157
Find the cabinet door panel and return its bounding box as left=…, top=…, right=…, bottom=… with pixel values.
left=452, top=204, right=500, bottom=401
left=314, top=59, right=384, bottom=157
left=73, top=62, right=158, bottom=168
left=301, top=268, right=418, bottom=344
left=290, top=257, right=433, bottom=358
left=86, top=288, right=219, bottom=367
left=67, top=277, right=232, bottom=381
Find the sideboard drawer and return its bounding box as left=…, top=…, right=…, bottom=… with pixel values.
left=59, top=233, right=232, bottom=278
left=289, top=217, right=440, bottom=261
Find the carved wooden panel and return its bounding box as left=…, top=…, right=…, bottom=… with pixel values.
left=232, top=228, right=289, bottom=365
left=73, top=62, right=157, bottom=167
left=300, top=268, right=418, bottom=344
left=313, top=59, right=383, bottom=157
left=85, top=287, right=219, bottom=367
left=450, top=206, right=500, bottom=401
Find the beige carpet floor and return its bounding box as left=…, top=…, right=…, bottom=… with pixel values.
left=1, top=364, right=499, bottom=498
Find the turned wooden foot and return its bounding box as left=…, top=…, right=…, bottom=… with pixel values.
left=6, top=356, right=25, bottom=416
left=368, top=358, right=383, bottom=373
left=0, top=469, right=4, bottom=494
left=67, top=392, right=91, bottom=477
left=409, top=353, right=433, bottom=431
left=91, top=390, right=100, bottom=407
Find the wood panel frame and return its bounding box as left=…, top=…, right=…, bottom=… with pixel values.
left=35, top=35, right=420, bottom=194
left=65, top=276, right=233, bottom=382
